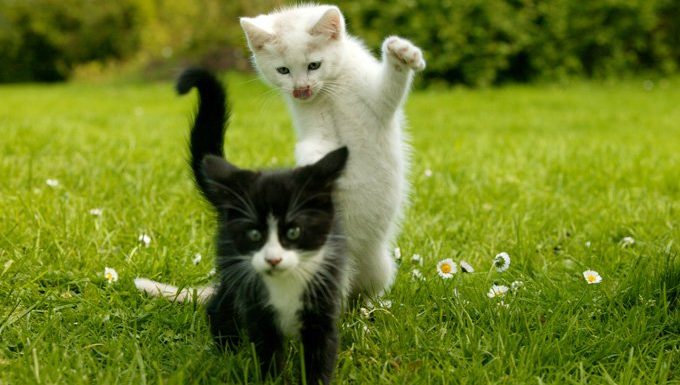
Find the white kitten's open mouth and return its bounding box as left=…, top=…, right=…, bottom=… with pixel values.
left=293, top=87, right=313, bottom=100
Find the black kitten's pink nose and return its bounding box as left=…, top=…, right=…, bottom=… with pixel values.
left=266, top=257, right=282, bottom=267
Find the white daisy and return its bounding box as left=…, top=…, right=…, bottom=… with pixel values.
left=436, top=258, right=457, bottom=279
left=46, top=179, right=60, bottom=188
left=364, top=298, right=393, bottom=311
left=192, top=253, right=202, bottom=265
left=138, top=233, right=151, bottom=247
left=487, top=284, right=509, bottom=298
left=378, top=299, right=392, bottom=309
left=411, top=253, right=422, bottom=265
left=493, top=252, right=511, bottom=272
left=89, top=208, right=103, bottom=216
left=424, top=169, right=433, bottom=177
left=359, top=307, right=372, bottom=319
left=207, top=268, right=217, bottom=277
left=460, top=260, right=474, bottom=273
left=104, top=267, right=118, bottom=284
left=620, top=237, right=635, bottom=247
left=394, top=247, right=402, bottom=261
left=411, top=268, right=425, bottom=282
left=583, top=270, right=602, bottom=284
left=511, top=280, right=524, bottom=291
left=585, top=241, right=591, bottom=248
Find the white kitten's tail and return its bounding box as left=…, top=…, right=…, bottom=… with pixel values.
left=134, top=278, right=215, bottom=304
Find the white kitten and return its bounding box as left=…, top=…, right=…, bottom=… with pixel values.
left=241, top=4, right=425, bottom=298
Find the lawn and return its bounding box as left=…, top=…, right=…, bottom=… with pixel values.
left=1, top=74, right=679, bottom=384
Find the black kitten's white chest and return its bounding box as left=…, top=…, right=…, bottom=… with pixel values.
left=261, top=243, right=345, bottom=337
left=262, top=273, right=311, bottom=336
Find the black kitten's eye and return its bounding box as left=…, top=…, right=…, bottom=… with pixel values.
left=286, top=226, right=301, bottom=240
left=247, top=229, right=262, bottom=242
left=276, top=67, right=290, bottom=75
left=307, top=61, right=322, bottom=71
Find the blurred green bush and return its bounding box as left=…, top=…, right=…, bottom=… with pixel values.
left=0, top=0, right=282, bottom=82
left=1, top=0, right=678, bottom=85
left=343, top=0, right=680, bottom=85
left=0, top=0, right=142, bottom=82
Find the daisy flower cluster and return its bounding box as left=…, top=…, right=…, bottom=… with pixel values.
left=43, top=177, right=217, bottom=289
left=485, top=252, right=523, bottom=305
left=409, top=246, right=605, bottom=307
left=425, top=250, right=524, bottom=306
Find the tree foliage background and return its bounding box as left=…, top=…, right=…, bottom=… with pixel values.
left=1, top=0, right=678, bottom=85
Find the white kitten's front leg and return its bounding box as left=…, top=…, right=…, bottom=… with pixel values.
left=383, top=36, right=426, bottom=72
left=377, top=36, right=426, bottom=116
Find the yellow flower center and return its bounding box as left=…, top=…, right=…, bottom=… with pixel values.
left=441, top=264, right=452, bottom=274
left=587, top=275, right=596, bottom=283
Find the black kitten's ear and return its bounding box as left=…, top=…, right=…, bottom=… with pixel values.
left=299, top=147, right=349, bottom=186
left=199, top=155, right=246, bottom=204
left=313, top=146, right=349, bottom=180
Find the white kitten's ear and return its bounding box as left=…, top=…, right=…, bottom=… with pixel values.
left=309, top=6, right=345, bottom=40
left=240, top=18, right=273, bottom=51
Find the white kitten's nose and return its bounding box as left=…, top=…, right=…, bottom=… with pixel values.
left=293, top=86, right=312, bottom=100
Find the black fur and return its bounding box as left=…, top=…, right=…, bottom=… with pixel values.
left=177, top=68, right=347, bottom=385
left=176, top=67, right=229, bottom=197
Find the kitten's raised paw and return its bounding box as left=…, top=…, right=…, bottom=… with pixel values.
left=383, top=36, right=426, bottom=72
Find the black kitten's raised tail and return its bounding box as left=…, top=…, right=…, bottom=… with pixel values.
left=176, top=68, right=229, bottom=197
left=132, top=68, right=229, bottom=304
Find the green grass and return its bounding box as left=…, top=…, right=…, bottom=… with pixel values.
left=1, top=74, right=679, bottom=384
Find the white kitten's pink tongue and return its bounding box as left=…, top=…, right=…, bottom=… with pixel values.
left=293, top=87, right=312, bottom=99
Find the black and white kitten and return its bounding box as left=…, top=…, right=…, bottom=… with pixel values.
left=135, top=68, right=349, bottom=385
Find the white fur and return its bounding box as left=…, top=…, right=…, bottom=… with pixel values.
left=241, top=5, right=425, bottom=297
left=254, top=217, right=325, bottom=337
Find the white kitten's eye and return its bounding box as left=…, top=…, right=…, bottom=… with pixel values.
left=286, top=226, right=301, bottom=240
left=307, top=62, right=322, bottom=71
left=276, top=67, right=290, bottom=75
left=247, top=229, right=262, bottom=242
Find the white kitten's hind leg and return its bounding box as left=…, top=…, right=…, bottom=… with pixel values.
left=134, top=278, right=215, bottom=304
left=351, top=245, right=397, bottom=299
